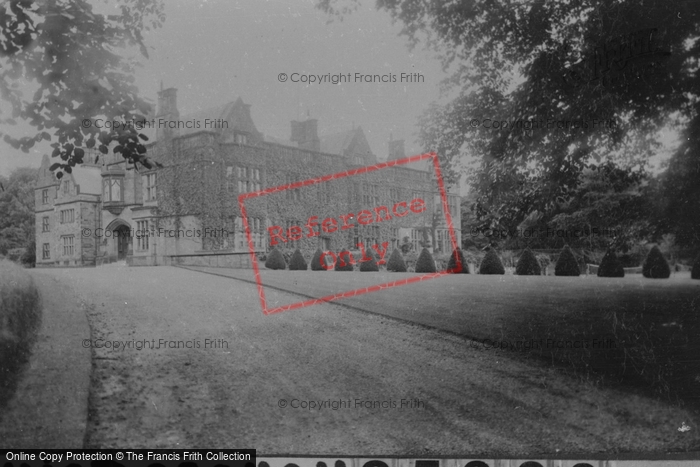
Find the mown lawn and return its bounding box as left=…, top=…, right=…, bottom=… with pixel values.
left=192, top=266, right=700, bottom=407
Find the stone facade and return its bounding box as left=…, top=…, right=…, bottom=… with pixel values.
left=35, top=88, right=461, bottom=267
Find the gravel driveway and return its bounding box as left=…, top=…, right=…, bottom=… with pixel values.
left=36, top=265, right=700, bottom=455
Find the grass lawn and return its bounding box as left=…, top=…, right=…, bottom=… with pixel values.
left=190, top=266, right=700, bottom=407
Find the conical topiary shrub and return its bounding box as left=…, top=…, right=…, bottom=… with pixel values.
left=359, top=250, right=379, bottom=271
left=415, top=248, right=436, bottom=273
left=265, top=247, right=287, bottom=270
left=386, top=248, right=407, bottom=272
left=692, top=254, right=700, bottom=280
left=479, top=248, right=505, bottom=275
left=335, top=249, right=355, bottom=271
left=446, top=248, right=469, bottom=273
left=643, top=245, right=671, bottom=279
left=310, top=249, right=326, bottom=271
left=555, top=245, right=580, bottom=276
left=597, top=249, right=624, bottom=277
left=515, top=248, right=541, bottom=276
left=288, top=248, right=308, bottom=270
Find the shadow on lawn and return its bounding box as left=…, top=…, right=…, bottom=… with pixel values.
left=501, top=287, right=700, bottom=408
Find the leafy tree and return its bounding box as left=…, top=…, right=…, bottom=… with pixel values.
left=310, top=248, right=326, bottom=271
left=597, top=249, right=625, bottom=277
left=319, top=0, right=698, bottom=242
left=1, top=0, right=165, bottom=177
left=555, top=245, right=580, bottom=276
left=446, top=248, right=469, bottom=273
left=642, top=245, right=670, bottom=278
left=415, top=248, right=436, bottom=273
left=265, top=247, right=287, bottom=270
left=335, top=249, right=355, bottom=271
left=386, top=248, right=407, bottom=272
left=288, top=248, right=308, bottom=270
left=0, top=167, right=37, bottom=256
left=515, top=248, right=541, bottom=276
left=479, top=248, right=505, bottom=275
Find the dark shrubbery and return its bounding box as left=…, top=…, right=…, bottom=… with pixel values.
left=288, top=249, right=308, bottom=270
left=515, top=248, right=541, bottom=276
left=446, top=248, right=469, bottom=273
left=643, top=245, right=671, bottom=279
left=555, top=245, right=580, bottom=276
left=386, top=249, right=407, bottom=272
left=597, top=249, right=624, bottom=277
left=335, top=250, right=355, bottom=271
left=310, top=249, right=326, bottom=271
left=692, top=254, right=700, bottom=280
left=415, top=248, right=436, bottom=273
left=264, top=248, right=287, bottom=270
left=359, top=250, right=379, bottom=271
left=479, top=248, right=505, bottom=275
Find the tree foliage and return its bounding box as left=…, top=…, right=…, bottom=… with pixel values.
left=359, top=250, right=379, bottom=271
left=415, top=248, right=436, bottom=273
left=446, top=248, right=468, bottom=273
left=515, top=248, right=541, bottom=276
left=692, top=254, right=700, bottom=280
left=597, top=249, right=625, bottom=277
left=386, top=248, right=407, bottom=272
left=319, top=0, right=699, bottom=244
left=335, top=249, right=355, bottom=271
left=642, top=245, right=670, bottom=278
left=0, top=167, right=37, bottom=256
left=555, top=245, right=581, bottom=276
left=265, top=247, right=287, bottom=270
left=288, top=248, right=308, bottom=270
left=310, top=248, right=326, bottom=271
left=0, top=0, right=165, bottom=177
left=479, top=248, right=505, bottom=275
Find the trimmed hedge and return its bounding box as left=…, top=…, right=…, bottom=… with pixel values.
left=643, top=245, right=671, bottom=279
left=555, top=245, right=580, bottom=276
left=265, top=248, right=287, bottom=270
left=386, top=248, right=407, bottom=272
left=692, top=254, right=700, bottom=280
left=415, top=248, right=437, bottom=273
left=479, top=248, right=505, bottom=275
left=289, top=248, right=308, bottom=270
left=515, top=248, right=541, bottom=276
left=446, top=248, right=469, bottom=273
left=310, top=249, right=326, bottom=271
left=359, top=250, right=379, bottom=271
left=598, top=249, right=624, bottom=277
left=335, top=250, right=355, bottom=271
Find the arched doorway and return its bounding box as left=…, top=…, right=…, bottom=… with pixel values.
left=115, top=224, right=130, bottom=261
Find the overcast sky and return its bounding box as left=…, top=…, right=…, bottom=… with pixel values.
left=0, top=0, right=445, bottom=177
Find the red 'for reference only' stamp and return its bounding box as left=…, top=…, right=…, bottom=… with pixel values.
left=238, top=152, right=459, bottom=315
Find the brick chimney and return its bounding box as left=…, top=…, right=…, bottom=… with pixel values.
left=290, top=118, right=320, bottom=152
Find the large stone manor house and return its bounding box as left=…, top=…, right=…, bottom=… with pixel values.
left=34, top=87, right=461, bottom=267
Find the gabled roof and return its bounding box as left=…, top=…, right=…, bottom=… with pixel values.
left=319, top=129, right=359, bottom=156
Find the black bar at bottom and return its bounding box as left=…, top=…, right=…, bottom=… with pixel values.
left=1, top=449, right=256, bottom=467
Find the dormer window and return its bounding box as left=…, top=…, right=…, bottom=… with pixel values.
left=63, top=180, right=71, bottom=195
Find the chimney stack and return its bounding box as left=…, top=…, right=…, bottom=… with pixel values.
left=291, top=118, right=320, bottom=152
left=156, top=87, right=179, bottom=141
left=388, top=138, right=405, bottom=161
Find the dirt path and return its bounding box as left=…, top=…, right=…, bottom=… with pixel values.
left=41, top=265, right=699, bottom=455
